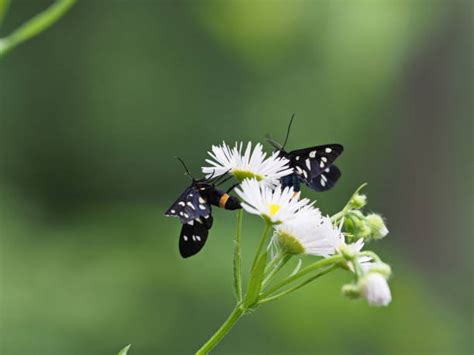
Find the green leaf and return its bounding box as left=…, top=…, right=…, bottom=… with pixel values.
left=118, top=344, right=131, bottom=355
left=243, top=251, right=267, bottom=307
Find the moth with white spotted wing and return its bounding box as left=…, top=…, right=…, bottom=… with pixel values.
left=268, top=114, right=344, bottom=192
left=165, top=158, right=241, bottom=258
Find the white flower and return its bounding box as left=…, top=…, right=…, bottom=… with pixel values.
left=360, top=272, right=392, bottom=306
left=235, top=178, right=315, bottom=224
left=274, top=216, right=342, bottom=257
left=202, top=142, right=292, bottom=188
left=335, top=236, right=373, bottom=270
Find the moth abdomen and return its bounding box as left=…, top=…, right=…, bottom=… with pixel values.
left=204, top=188, right=241, bottom=210
left=219, top=193, right=241, bottom=210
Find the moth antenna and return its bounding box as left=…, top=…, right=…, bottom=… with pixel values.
left=282, top=113, right=296, bottom=150
left=265, top=135, right=283, bottom=150
left=175, top=156, right=195, bottom=180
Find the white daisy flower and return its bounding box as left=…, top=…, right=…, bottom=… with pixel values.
left=202, top=142, right=292, bottom=188
left=274, top=216, right=342, bottom=257
left=335, top=236, right=373, bottom=271
left=360, top=272, right=392, bottom=306
left=235, top=178, right=316, bottom=225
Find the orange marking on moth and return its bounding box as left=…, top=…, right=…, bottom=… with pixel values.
left=219, top=194, right=230, bottom=209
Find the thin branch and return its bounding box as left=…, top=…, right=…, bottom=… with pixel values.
left=258, top=265, right=338, bottom=305
left=0, top=0, right=76, bottom=58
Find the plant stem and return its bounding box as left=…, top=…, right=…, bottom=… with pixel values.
left=251, top=223, right=271, bottom=270
left=233, top=210, right=243, bottom=302
left=262, top=254, right=290, bottom=287
left=264, top=251, right=282, bottom=274
left=195, top=305, right=245, bottom=355
left=331, top=183, right=368, bottom=223
left=0, top=0, right=76, bottom=58
left=258, top=264, right=338, bottom=304
left=330, top=210, right=346, bottom=223
left=0, top=0, right=11, bottom=26
left=350, top=256, right=364, bottom=281
left=260, top=254, right=344, bottom=298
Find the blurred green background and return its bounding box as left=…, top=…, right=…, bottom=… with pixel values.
left=0, top=1, right=472, bottom=354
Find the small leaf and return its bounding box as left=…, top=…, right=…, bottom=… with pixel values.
left=244, top=251, right=267, bottom=307
left=118, top=344, right=131, bottom=355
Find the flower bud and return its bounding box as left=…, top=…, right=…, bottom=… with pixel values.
left=366, top=213, right=389, bottom=239
left=354, top=219, right=371, bottom=239
left=359, top=272, right=392, bottom=307
left=342, top=283, right=361, bottom=300
left=368, top=262, right=392, bottom=278
left=344, top=211, right=369, bottom=239
left=348, top=193, right=367, bottom=210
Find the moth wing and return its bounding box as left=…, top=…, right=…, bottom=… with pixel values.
left=289, top=144, right=343, bottom=183
left=165, top=186, right=210, bottom=224
left=306, top=165, right=342, bottom=192
left=179, top=218, right=211, bottom=258
left=190, top=189, right=212, bottom=220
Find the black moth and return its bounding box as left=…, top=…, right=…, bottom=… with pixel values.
left=165, top=159, right=241, bottom=258
left=268, top=114, right=344, bottom=193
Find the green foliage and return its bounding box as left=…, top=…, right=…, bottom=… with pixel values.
left=243, top=251, right=268, bottom=308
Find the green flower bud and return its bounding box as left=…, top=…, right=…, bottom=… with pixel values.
left=354, top=219, right=371, bottom=239
left=348, top=193, right=367, bottom=209
left=366, top=214, right=389, bottom=239
left=343, top=211, right=365, bottom=236
left=342, top=283, right=361, bottom=299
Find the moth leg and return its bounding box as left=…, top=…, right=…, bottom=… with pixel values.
left=226, top=183, right=239, bottom=194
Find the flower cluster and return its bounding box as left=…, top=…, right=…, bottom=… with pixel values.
left=202, top=141, right=392, bottom=308
left=163, top=137, right=396, bottom=354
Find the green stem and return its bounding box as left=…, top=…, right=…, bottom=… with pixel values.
left=0, top=0, right=76, bottom=58
left=350, top=256, right=364, bottom=281
left=330, top=210, right=346, bottom=223
left=251, top=223, right=271, bottom=270
left=262, top=254, right=290, bottom=287
left=264, top=251, right=282, bottom=274
left=233, top=210, right=243, bottom=302
left=195, top=305, right=245, bottom=355
left=331, top=183, right=368, bottom=223
left=258, top=265, right=338, bottom=304
left=260, top=254, right=344, bottom=298
left=0, top=0, right=11, bottom=26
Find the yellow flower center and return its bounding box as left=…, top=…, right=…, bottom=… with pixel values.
left=268, top=203, right=281, bottom=217
left=232, top=169, right=264, bottom=182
